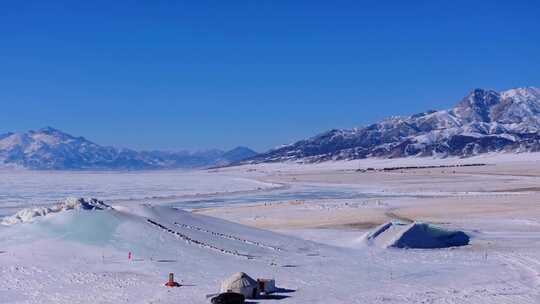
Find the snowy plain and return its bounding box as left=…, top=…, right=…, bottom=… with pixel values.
left=1, top=152, right=540, bottom=303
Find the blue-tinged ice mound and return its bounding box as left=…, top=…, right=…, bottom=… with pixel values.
left=364, top=221, right=469, bottom=249
left=1, top=197, right=111, bottom=226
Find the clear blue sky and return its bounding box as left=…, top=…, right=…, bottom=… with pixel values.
left=0, top=1, right=538, bottom=151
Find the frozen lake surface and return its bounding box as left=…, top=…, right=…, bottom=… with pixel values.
left=0, top=170, right=405, bottom=215
left=171, top=184, right=406, bottom=209
left=0, top=170, right=276, bottom=215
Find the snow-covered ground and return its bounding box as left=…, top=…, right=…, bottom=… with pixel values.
left=1, top=152, right=540, bottom=303
left=223, top=151, right=540, bottom=173
left=2, top=203, right=539, bottom=303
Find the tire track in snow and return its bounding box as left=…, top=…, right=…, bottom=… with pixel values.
left=173, top=221, right=282, bottom=252
left=478, top=251, right=540, bottom=303
left=146, top=219, right=255, bottom=259
left=500, top=253, right=540, bottom=288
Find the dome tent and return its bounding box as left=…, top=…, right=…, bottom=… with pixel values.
left=220, top=272, right=258, bottom=299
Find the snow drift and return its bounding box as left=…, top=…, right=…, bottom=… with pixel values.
left=364, top=221, right=470, bottom=249
left=0, top=197, right=111, bottom=226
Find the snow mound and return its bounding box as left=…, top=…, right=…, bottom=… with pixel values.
left=364, top=221, right=469, bottom=249
left=1, top=197, right=111, bottom=226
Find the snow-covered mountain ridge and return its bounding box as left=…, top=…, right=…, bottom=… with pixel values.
left=244, top=87, right=540, bottom=163
left=0, top=127, right=256, bottom=170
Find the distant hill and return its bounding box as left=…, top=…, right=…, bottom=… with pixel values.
left=0, top=127, right=256, bottom=170
left=220, top=146, right=257, bottom=164
left=243, top=87, right=540, bottom=163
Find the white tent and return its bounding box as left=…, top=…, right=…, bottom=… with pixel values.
left=220, top=272, right=258, bottom=299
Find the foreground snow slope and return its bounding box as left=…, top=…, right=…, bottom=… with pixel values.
left=1, top=203, right=539, bottom=303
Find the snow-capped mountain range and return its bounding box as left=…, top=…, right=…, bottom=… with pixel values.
left=3, top=87, right=539, bottom=169
left=244, top=87, right=540, bottom=163
left=0, top=127, right=256, bottom=170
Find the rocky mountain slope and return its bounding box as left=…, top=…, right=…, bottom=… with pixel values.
left=0, top=127, right=256, bottom=170
left=244, top=87, right=540, bottom=163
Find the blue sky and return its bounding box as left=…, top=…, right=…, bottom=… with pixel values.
left=0, top=1, right=538, bottom=151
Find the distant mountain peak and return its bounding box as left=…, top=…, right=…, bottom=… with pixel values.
left=0, top=127, right=257, bottom=170
left=39, top=126, right=59, bottom=132
left=462, top=88, right=500, bottom=107
left=227, top=146, right=256, bottom=153
left=244, top=86, right=540, bottom=164
left=33, top=126, right=65, bottom=134
left=220, top=146, right=258, bottom=164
